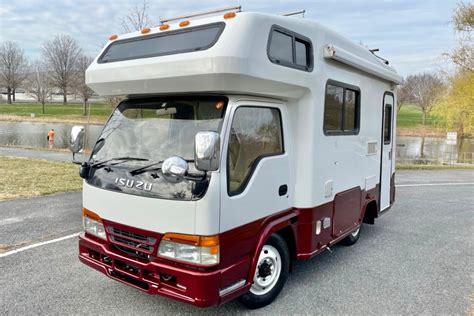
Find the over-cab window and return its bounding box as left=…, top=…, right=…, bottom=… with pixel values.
left=99, top=23, right=225, bottom=63
left=323, top=81, right=360, bottom=135
left=228, top=107, right=283, bottom=195
left=268, top=25, right=313, bottom=71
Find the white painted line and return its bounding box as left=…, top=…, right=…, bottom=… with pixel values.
left=0, top=217, right=22, bottom=226
left=0, top=232, right=80, bottom=258
left=396, top=182, right=474, bottom=187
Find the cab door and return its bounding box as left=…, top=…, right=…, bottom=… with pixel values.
left=380, top=93, right=394, bottom=211
left=219, top=101, right=291, bottom=233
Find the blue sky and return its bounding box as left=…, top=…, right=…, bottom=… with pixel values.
left=0, top=0, right=459, bottom=76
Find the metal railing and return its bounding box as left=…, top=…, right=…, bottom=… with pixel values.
left=160, top=5, right=242, bottom=24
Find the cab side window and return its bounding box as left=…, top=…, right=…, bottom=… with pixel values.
left=227, top=107, right=283, bottom=195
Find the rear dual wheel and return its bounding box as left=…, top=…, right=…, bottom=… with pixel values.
left=342, top=225, right=361, bottom=246
left=239, top=234, right=290, bottom=309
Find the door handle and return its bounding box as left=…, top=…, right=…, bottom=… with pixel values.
left=279, top=185, right=288, bottom=196
left=389, top=150, right=392, bottom=160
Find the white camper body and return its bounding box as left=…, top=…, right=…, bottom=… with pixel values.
left=78, top=11, right=400, bottom=308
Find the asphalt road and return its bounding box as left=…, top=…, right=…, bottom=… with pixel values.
left=0, top=147, right=74, bottom=162
left=0, top=170, right=473, bottom=315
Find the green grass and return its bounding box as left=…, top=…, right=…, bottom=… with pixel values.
left=396, top=163, right=474, bottom=170
left=396, top=104, right=435, bottom=128
left=0, top=102, right=437, bottom=127
left=0, top=156, right=82, bottom=201
left=0, top=102, right=112, bottom=119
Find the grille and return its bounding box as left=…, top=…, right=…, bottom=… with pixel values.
left=106, top=226, right=158, bottom=257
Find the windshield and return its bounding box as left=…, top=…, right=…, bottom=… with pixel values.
left=91, top=96, right=227, bottom=164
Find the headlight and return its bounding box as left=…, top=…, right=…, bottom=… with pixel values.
left=158, top=233, right=219, bottom=266
left=83, top=208, right=106, bottom=240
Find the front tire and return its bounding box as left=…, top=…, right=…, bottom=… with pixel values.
left=239, top=234, right=290, bottom=309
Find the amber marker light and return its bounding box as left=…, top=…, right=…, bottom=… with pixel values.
left=160, top=24, right=170, bottom=31
left=158, top=233, right=220, bottom=265
left=223, top=12, right=236, bottom=19
left=215, top=101, right=225, bottom=109
left=141, top=27, right=151, bottom=34
left=179, top=20, right=190, bottom=27
left=82, top=208, right=106, bottom=240
left=108, top=34, right=118, bottom=41
left=82, top=207, right=101, bottom=221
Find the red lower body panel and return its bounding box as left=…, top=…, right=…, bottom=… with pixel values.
left=78, top=234, right=250, bottom=307
left=78, top=185, right=383, bottom=307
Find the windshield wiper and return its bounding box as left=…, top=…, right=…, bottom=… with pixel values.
left=130, top=159, right=195, bottom=176
left=129, top=160, right=164, bottom=175
left=79, top=157, right=149, bottom=180
left=90, top=157, right=149, bottom=168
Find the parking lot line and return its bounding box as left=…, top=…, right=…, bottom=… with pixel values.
left=396, top=182, right=474, bottom=187
left=0, top=232, right=80, bottom=258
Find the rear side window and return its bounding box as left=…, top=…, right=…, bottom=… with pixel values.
left=227, top=107, right=283, bottom=195
left=384, top=104, right=392, bottom=144
left=268, top=31, right=293, bottom=63
left=99, top=23, right=225, bottom=63
left=268, top=25, right=313, bottom=71
left=323, top=81, right=360, bottom=135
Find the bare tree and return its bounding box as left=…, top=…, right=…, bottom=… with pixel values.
left=403, top=73, right=445, bottom=125
left=42, top=35, right=82, bottom=104
left=25, top=61, right=53, bottom=114
left=73, top=54, right=95, bottom=115
left=447, top=2, right=474, bottom=72
left=396, top=81, right=410, bottom=113
left=0, top=41, right=28, bottom=104
left=120, top=0, right=152, bottom=32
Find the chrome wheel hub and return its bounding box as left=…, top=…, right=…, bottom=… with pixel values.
left=250, top=245, right=281, bottom=296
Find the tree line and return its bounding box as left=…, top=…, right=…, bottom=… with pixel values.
left=396, top=2, right=473, bottom=137
left=0, top=35, right=94, bottom=115
left=0, top=1, right=151, bottom=115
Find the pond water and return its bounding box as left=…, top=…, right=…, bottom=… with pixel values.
left=0, top=121, right=103, bottom=150
left=0, top=121, right=472, bottom=164
left=396, top=136, right=473, bottom=164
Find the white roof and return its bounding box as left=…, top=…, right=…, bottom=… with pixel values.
left=86, top=12, right=402, bottom=97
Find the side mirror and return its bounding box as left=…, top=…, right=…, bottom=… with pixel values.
left=70, top=126, right=85, bottom=164
left=162, top=156, right=188, bottom=183
left=70, top=126, right=85, bottom=154
left=194, top=131, right=220, bottom=171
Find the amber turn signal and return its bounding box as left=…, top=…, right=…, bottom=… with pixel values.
left=162, top=233, right=219, bottom=247
left=223, top=12, right=236, bottom=19
left=82, top=208, right=101, bottom=222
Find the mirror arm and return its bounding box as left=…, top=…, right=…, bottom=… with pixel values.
left=184, top=172, right=208, bottom=181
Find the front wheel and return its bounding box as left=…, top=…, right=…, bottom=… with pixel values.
left=239, top=234, right=290, bottom=309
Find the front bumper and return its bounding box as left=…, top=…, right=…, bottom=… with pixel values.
left=78, top=233, right=249, bottom=307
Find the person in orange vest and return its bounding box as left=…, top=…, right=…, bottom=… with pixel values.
left=47, top=129, right=55, bottom=149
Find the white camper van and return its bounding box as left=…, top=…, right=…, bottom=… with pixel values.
left=72, top=7, right=401, bottom=309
